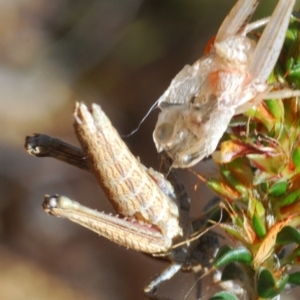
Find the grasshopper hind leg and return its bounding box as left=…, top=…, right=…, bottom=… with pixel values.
left=144, top=264, right=182, bottom=300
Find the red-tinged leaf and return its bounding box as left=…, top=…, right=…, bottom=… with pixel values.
left=254, top=217, right=295, bottom=268
left=219, top=141, right=259, bottom=163
left=245, top=102, right=276, bottom=131
left=206, top=178, right=240, bottom=200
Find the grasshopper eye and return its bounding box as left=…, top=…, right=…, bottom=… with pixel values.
left=155, top=122, right=174, bottom=143
left=182, top=152, right=199, bottom=166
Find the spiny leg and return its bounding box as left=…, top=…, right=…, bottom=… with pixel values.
left=43, top=194, right=169, bottom=254
left=25, top=134, right=191, bottom=229
left=25, top=132, right=220, bottom=299
left=27, top=134, right=189, bottom=299
left=29, top=103, right=184, bottom=254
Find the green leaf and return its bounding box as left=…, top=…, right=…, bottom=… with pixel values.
left=269, top=181, right=288, bottom=197
left=215, top=245, right=232, bottom=261
left=292, top=147, right=300, bottom=169
left=279, top=190, right=300, bottom=207
left=219, top=224, right=247, bottom=243
left=288, top=271, right=300, bottom=285
left=206, top=178, right=239, bottom=199
left=221, top=263, right=254, bottom=283
left=221, top=263, right=242, bottom=281
left=214, top=247, right=252, bottom=268
left=260, top=182, right=268, bottom=193
left=276, top=226, right=300, bottom=245
left=257, top=268, right=289, bottom=298
left=209, top=292, right=238, bottom=300
left=252, top=213, right=266, bottom=238
left=253, top=200, right=265, bottom=217
left=285, top=56, right=295, bottom=73
left=245, top=104, right=275, bottom=131
left=265, top=99, right=284, bottom=121
left=220, top=166, right=247, bottom=196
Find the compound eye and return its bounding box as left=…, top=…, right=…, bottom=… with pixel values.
left=182, top=152, right=199, bottom=166
left=155, top=122, right=174, bottom=143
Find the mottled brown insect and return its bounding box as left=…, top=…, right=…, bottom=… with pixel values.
left=25, top=103, right=219, bottom=299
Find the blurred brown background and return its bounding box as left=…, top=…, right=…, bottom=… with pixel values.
left=1, top=0, right=300, bottom=299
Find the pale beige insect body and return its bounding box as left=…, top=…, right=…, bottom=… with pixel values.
left=153, top=0, right=297, bottom=168
left=46, top=103, right=183, bottom=254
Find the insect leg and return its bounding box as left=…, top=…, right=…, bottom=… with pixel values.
left=144, top=263, right=182, bottom=299
left=158, top=152, right=190, bottom=214
left=73, top=103, right=182, bottom=243
left=265, top=89, right=300, bottom=100
left=215, top=0, right=260, bottom=43
left=244, top=17, right=270, bottom=34
left=43, top=194, right=169, bottom=254
left=249, top=0, right=295, bottom=83
left=25, top=134, right=91, bottom=172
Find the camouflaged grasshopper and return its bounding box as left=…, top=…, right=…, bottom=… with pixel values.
left=25, top=0, right=300, bottom=298
left=153, top=0, right=300, bottom=168
left=25, top=103, right=219, bottom=299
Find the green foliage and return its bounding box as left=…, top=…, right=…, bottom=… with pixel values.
left=209, top=292, right=239, bottom=300
left=214, top=247, right=252, bottom=268
left=207, top=15, right=300, bottom=299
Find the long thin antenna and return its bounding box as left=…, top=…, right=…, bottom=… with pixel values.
left=122, top=100, right=159, bottom=137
